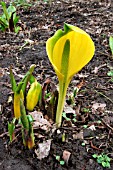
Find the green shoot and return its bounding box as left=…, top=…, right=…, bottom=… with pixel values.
left=0, top=1, right=20, bottom=33
left=109, top=36, right=113, bottom=55
left=82, top=108, right=90, bottom=113
left=8, top=118, right=16, bottom=142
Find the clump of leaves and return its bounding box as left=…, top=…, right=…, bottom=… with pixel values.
left=92, top=153, right=111, bottom=168
left=9, top=65, right=57, bottom=148
left=0, top=1, right=20, bottom=33
left=9, top=65, right=37, bottom=148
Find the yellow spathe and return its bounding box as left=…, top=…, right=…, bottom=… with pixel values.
left=46, top=23, right=95, bottom=82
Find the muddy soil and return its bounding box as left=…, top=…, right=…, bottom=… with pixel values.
left=0, top=0, right=113, bottom=169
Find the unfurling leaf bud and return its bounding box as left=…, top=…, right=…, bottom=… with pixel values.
left=26, top=79, right=42, bottom=111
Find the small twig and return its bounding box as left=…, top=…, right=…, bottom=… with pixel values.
left=0, top=132, right=9, bottom=138
left=90, top=141, right=102, bottom=151
left=94, top=113, right=113, bottom=132
left=95, top=90, right=113, bottom=104
left=97, top=51, right=113, bottom=59
left=101, top=118, right=113, bottom=132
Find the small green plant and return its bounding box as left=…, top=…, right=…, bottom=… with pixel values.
left=0, top=1, right=20, bottom=33
left=9, top=65, right=38, bottom=148
left=92, top=153, right=111, bottom=168
left=67, top=87, right=79, bottom=105
left=46, top=23, right=95, bottom=127
left=109, top=36, right=113, bottom=56
left=8, top=118, right=16, bottom=142
left=82, top=107, right=90, bottom=113
left=62, top=112, right=76, bottom=122
left=55, top=155, right=65, bottom=165
left=81, top=142, right=86, bottom=146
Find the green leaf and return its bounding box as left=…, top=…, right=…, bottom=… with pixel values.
left=97, top=155, right=104, bottom=163
left=109, top=36, right=113, bottom=55
left=56, top=155, right=60, bottom=161
left=21, top=72, right=31, bottom=94
left=7, top=5, right=16, bottom=18
left=92, top=154, right=98, bottom=158
left=16, top=82, right=24, bottom=93
left=61, top=40, right=70, bottom=83
left=20, top=99, right=29, bottom=130
left=13, top=15, right=19, bottom=26
left=102, top=161, right=107, bottom=167
left=21, top=65, right=35, bottom=93
left=83, top=108, right=90, bottom=112
left=81, top=142, right=85, bottom=146
left=27, top=115, right=33, bottom=123
left=60, top=160, right=65, bottom=165
left=104, top=155, right=111, bottom=162
left=73, top=87, right=79, bottom=97
left=107, top=70, right=113, bottom=77
left=0, top=2, right=20, bottom=33
left=62, top=112, right=71, bottom=121
left=8, top=118, right=16, bottom=142
left=10, top=67, right=17, bottom=92
left=83, top=125, right=88, bottom=128
left=16, top=64, right=35, bottom=94
left=105, top=161, right=111, bottom=168
left=14, top=26, right=20, bottom=33
left=0, top=17, right=8, bottom=28
left=29, top=75, right=35, bottom=84
left=0, top=1, right=9, bottom=21
left=73, top=118, right=77, bottom=122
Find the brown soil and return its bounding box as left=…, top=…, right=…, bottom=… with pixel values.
left=0, top=0, right=113, bottom=170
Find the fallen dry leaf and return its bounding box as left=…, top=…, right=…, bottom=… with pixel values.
left=62, top=150, right=71, bottom=164
left=73, top=130, right=84, bottom=140
left=88, top=125, right=96, bottom=131
left=29, top=111, right=51, bottom=131
left=35, top=139, right=52, bottom=160
left=92, top=102, right=106, bottom=113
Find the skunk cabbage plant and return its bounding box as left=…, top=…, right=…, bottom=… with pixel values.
left=46, top=23, right=95, bottom=127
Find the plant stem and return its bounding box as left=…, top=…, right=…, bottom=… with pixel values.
left=55, top=80, right=68, bottom=127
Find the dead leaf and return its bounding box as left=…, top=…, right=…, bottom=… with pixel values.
left=93, top=67, right=99, bottom=74
left=73, top=130, right=83, bottom=139
left=0, top=67, right=4, bottom=77
left=62, top=150, right=71, bottom=164
left=35, top=139, right=52, bottom=160
left=88, top=125, right=96, bottom=131
left=92, top=102, right=106, bottom=113
left=7, top=96, right=13, bottom=103
left=64, top=106, right=75, bottom=114
left=29, top=111, right=51, bottom=131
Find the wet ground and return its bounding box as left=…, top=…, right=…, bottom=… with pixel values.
left=0, top=0, right=113, bottom=169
